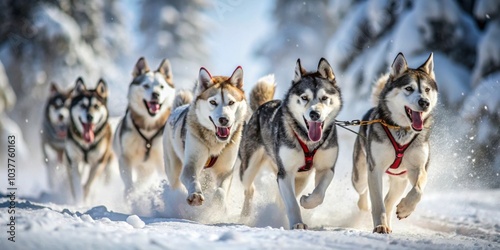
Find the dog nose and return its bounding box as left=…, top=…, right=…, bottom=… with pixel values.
left=219, top=117, right=229, bottom=126
left=58, top=114, right=64, bottom=121
left=87, top=114, right=93, bottom=122
left=309, top=111, right=320, bottom=121
left=152, top=92, right=160, bottom=99
left=418, top=98, right=430, bottom=109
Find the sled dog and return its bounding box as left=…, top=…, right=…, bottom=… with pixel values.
left=163, top=66, right=248, bottom=207
left=352, top=52, right=438, bottom=234
left=113, top=57, right=175, bottom=196
left=239, top=58, right=342, bottom=229
left=65, top=77, right=113, bottom=203
left=42, top=83, right=72, bottom=190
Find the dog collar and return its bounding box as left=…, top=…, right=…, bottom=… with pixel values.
left=381, top=125, right=418, bottom=175
left=293, top=132, right=324, bottom=172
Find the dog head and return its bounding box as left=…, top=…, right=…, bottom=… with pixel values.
left=382, top=53, right=438, bottom=132
left=286, top=58, right=342, bottom=142
left=70, top=77, right=109, bottom=144
left=45, top=83, right=71, bottom=139
left=194, top=66, right=247, bottom=142
left=128, top=57, right=175, bottom=117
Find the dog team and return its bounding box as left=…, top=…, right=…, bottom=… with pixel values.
left=41, top=52, right=438, bottom=233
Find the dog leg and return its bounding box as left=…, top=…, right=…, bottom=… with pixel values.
left=68, top=162, right=84, bottom=204
left=368, top=167, right=390, bottom=233
left=214, top=169, right=233, bottom=207
left=396, top=168, right=427, bottom=220
left=352, top=138, right=369, bottom=211
left=240, top=147, right=265, bottom=217
left=181, top=137, right=209, bottom=206
left=119, top=158, right=134, bottom=197
left=83, top=157, right=108, bottom=202
left=384, top=176, right=408, bottom=229
left=300, top=168, right=334, bottom=209
left=278, top=173, right=307, bottom=230
left=165, top=146, right=183, bottom=189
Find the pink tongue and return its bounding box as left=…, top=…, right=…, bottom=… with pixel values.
left=411, top=110, right=423, bottom=131
left=217, top=127, right=230, bottom=138
left=307, top=121, right=323, bottom=142
left=149, top=102, right=160, bottom=113
left=82, top=123, right=95, bottom=143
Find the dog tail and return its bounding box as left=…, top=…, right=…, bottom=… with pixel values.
left=172, top=89, right=193, bottom=110
left=371, top=73, right=389, bottom=106
left=249, top=74, right=276, bottom=112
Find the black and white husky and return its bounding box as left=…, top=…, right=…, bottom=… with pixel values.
left=239, top=58, right=342, bottom=229
left=65, top=78, right=113, bottom=204
left=41, top=83, right=71, bottom=190
left=352, top=53, right=438, bottom=234
left=113, top=57, right=175, bottom=196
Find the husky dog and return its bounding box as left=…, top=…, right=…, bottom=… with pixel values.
left=41, top=83, right=72, bottom=190
left=163, top=66, right=248, bottom=207
left=239, top=58, right=342, bottom=230
left=113, top=57, right=175, bottom=196
left=65, top=77, right=113, bottom=203
left=352, top=53, right=438, bottom=234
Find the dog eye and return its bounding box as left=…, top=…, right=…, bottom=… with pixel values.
left=321, top=96, right=328, bottom=101
left=228, top=100, right=235, bottom=106
left=405, top=86, right=413, bottom=92
left=209, top=100, right=217, bottom=106
left=94, top=104, right=99, bottom=110
left=425, top=88, right=430, bottom=93
left=160, top=85, right=164, bottom=89
left=143, top=84, right=150, bottom=89
left=80, top=104, right=86, bottom=109
left=301, top=96, right=309, bottom=101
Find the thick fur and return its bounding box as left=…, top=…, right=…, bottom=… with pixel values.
left=239, top=58, right=342, bottom=230
left=113, top=57, right=175, bottom=196
left=64, top=78, right=113, bottom=204
left=163, top=66, right=248, bottom=207
left=41, top=83, right=72, bottom=190
left=352, top=53, right=438, bottom=234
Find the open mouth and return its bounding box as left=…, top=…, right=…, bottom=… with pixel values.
left=209, top=117, right=231, bottom=141
left=55, top=124, right=68, bottom=138
left=303, top=117, right=324, bottom=142
left=144, top=100, right=162, bottom=116
left=79, top=117, right=95, bottom=143
left=405, top=106, right=423, bottom=131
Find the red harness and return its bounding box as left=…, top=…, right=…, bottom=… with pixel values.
left=381, top=125, right=417, bottom=176
left=204, top=156, right=218, bottom=169
left=294, top=133, right=322, bottom=172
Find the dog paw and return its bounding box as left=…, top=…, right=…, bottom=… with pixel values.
left=300, top=193, right=322, bottom=209
left=373, top=225, right=391, bottom=234
left=292, top=223, right=308, bottom=230
left=187, top=192, right=204, bottom=206
left=396, top=198, right=415, bottom=220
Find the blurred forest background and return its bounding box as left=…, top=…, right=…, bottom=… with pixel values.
left=0, top=0, right=499, bottom=193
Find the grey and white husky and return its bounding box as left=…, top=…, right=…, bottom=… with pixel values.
left=163, top=66, right=249, bottom=207
left=239, top=58, right=342, bottom=230
left=41, top=83, right=71, bottom=190
left=352, top=52, right=438, bottom=234
left=65, top=77, right=113, bottom=203
left=113, top=57, right=175, bottom=196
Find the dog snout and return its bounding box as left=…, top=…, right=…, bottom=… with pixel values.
left=418, top=98, right=430, bottom=109
left=152, top=92, right=160, bottom=100
left=87, top=114, right=93, bottom=122
left=58, top=114, right=64, bottom=121
left=218, top=117, right=229, bottom=126
left=309, top=111, right=320, bottom=121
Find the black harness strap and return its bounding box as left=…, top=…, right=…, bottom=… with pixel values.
left=130, top=113, right=166, bottom=162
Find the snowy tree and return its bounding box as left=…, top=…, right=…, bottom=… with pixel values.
left=255, top=0, right=336, bottom=95
left=138, top=0, right=211, bottom=87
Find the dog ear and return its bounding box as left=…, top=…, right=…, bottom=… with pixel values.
left=294, top=58, right=306, bottom=83
left=73, top=77, right=86, bottom=96
left=49, top=82, right=60, bottom=97
left=390, top=52, right=408, bottom=79
left=418, top=53, right=435, bottom=80
left=228, top=66, right=244, bottom=89
left=133, top=57, right=150, bottom=78
left=157, top=58, right=173, bottom=86
left=198, top=67, right=213, bottom=93
left=95, top=79, right=108, bottom=99
left=317, top=58, right=335, bottom=81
